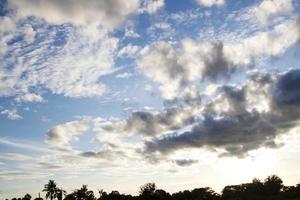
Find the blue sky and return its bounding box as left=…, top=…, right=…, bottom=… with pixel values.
left=1, top=0, right=300, bottom=198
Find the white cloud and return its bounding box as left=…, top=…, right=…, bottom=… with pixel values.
left=9, top=0, right=140, bottom=30
left=15, top=93, right=43, bottom=103
left=46, top=120, right=90, bottom=146
left=0, top=16, right=16, bottom=32
left=144, top=84, right=153, bottom=92
left=0, top=16, right=16, bottom=53
left=116, top=72, right=133, bottom=79
left=0, top=138, right=50, bottom=153
left=224, top=19, right=299, bottom=65
left=154, top=22, right=171, bottom=30
left=138, top=42, right=183, bottom=100
left=0, top=109, right=22, bottom=120
left=254, top=0, right=293, bottom=25
left=138, top=40, right=232, bottom=99
left=0, top=153, right=32, bottom=161
left=0, top=25, right=119, bottom=99
left=196, top=0, right=225, bottom=7
left=140, top=0, right=165, bottom=14
left=138, top=18, right=300, bottom=100
left=22, top=24, right=36, bottom=43
left=0, top=0, right=144, bottom=100
left=118, top=44, right=141, bottom=58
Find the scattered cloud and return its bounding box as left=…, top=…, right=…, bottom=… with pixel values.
left=254, top=0, right=293, bottom=25
left=0, top=170, right=49, bottom=180
left=138, top=18, right=300, bottom=100
left=0, top=138, right=50, bottom=153
left=140, top=0, right=165, bottom=14
left=15, top=93, right=43, bottom=103
left=0, top=109, right=22, bottom=120
left=116, top=72, right=133, bottom=79
left=174, top=159, right=198, bottom=167
left=0, top=153, right=32, bottom=161
left=46, top=120, right=90, bottom=146
left=8, top=0, right=141, bottom=29
left=196, top=0, right=225, bottom=7
left=118, top=44, right=141, bottom=58
left=22, top=24, right=36, bottom=43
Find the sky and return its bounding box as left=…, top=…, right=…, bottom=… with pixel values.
left=0, top=0, right=300, bottom=198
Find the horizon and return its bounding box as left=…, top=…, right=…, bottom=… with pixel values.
left=1, top=0, right=300, bottom=199
left=4, top=175, right=299, bottom=199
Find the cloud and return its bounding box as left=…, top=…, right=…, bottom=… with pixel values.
left=36, top=162, right=63, bottom=170
left=137, top=40, right=233, bottom=100
left=174, top=159, right=198, bottom=167
left=0, top=170, right=49, bottom=180
left=0, top=23, right=118, bottom=99
left=15, top=93, right=43, bottom=103
left=142, top=69, right=300, bottom=158
left=273, top=70, right=300, bottom=107
left=0, top=16, right=16, bottom=32
left=196, top=0, right=225, bottom=7
left=224, top=18, right=299, bottom=65
left=116, top=72, right=133, bottom=79
left=254, top=0, right=293, bottom=25
left=0, top=16, right=16, bottom=53
left=0, top=0, right=143, bottom=101
left=138, top=18, right=300, bottom=100
left=22, top=24, right=36, bottom=43
left=140, top=0, right=165, bottom=14
left=9, top=0, right=140, bottom=29
left=0, top=109, right=22, bottom=120
left=99, top=107, right=196, bottom=137
left=80, top=149, right=127, bottom=160
left=46, top=120, right=90, bottom=146
left=0, top=138, right=50, bottom=153
left=118, top=44, right=141, bottom=58
left=0, top=153, right=32, bottom=161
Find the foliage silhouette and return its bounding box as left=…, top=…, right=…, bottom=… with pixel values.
left=43, top=180, right=59, bottom=200
left=6, top=175, right=300, bottom=200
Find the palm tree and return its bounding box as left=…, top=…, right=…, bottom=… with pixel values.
left=43, top=180, right=59, bottom=200
left=72, top=185, right=95, bottom=200
left=57, top=188, right=67, bottom=200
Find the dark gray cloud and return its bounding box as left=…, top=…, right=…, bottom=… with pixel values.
left=144, top=111, right=276, bottom=158
left=174, top=159, right=198, bottom=167
left=272, top=69, right=300, bottom=106
left=102, top=107, right=196, bottom=136
left=37, top=162, right=63, bottom=170
left=80, top=149, right=127, bottom=160
left=202, top=42, right=234, bottom=80
left=142, top=69, right=300, bottom=158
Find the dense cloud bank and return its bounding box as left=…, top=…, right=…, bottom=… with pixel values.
left=143, top=69, right=300, bottom=158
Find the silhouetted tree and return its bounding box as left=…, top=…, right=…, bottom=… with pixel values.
left=34, top=192, right=44, bottom=200
left=57, top=188, right=67, bottom=200
left=139, top=183, right=157, bottom=200
left=22, top=194, right=32, bottom=200
left=5, top=175, right=300, bottom=200
left=68, top=185, right=95, bottom=200
left=139, top=183, right=156, bottom=195
left=63, top=194, right=76, bottom=200
left=153, top=189, right=171, bottom=200
left=43, top=180, right=59, bottom=200
left=263, top=175, right=283, bottom=196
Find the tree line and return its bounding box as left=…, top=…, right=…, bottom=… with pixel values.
left=6, top=175, right=300, bottom=200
